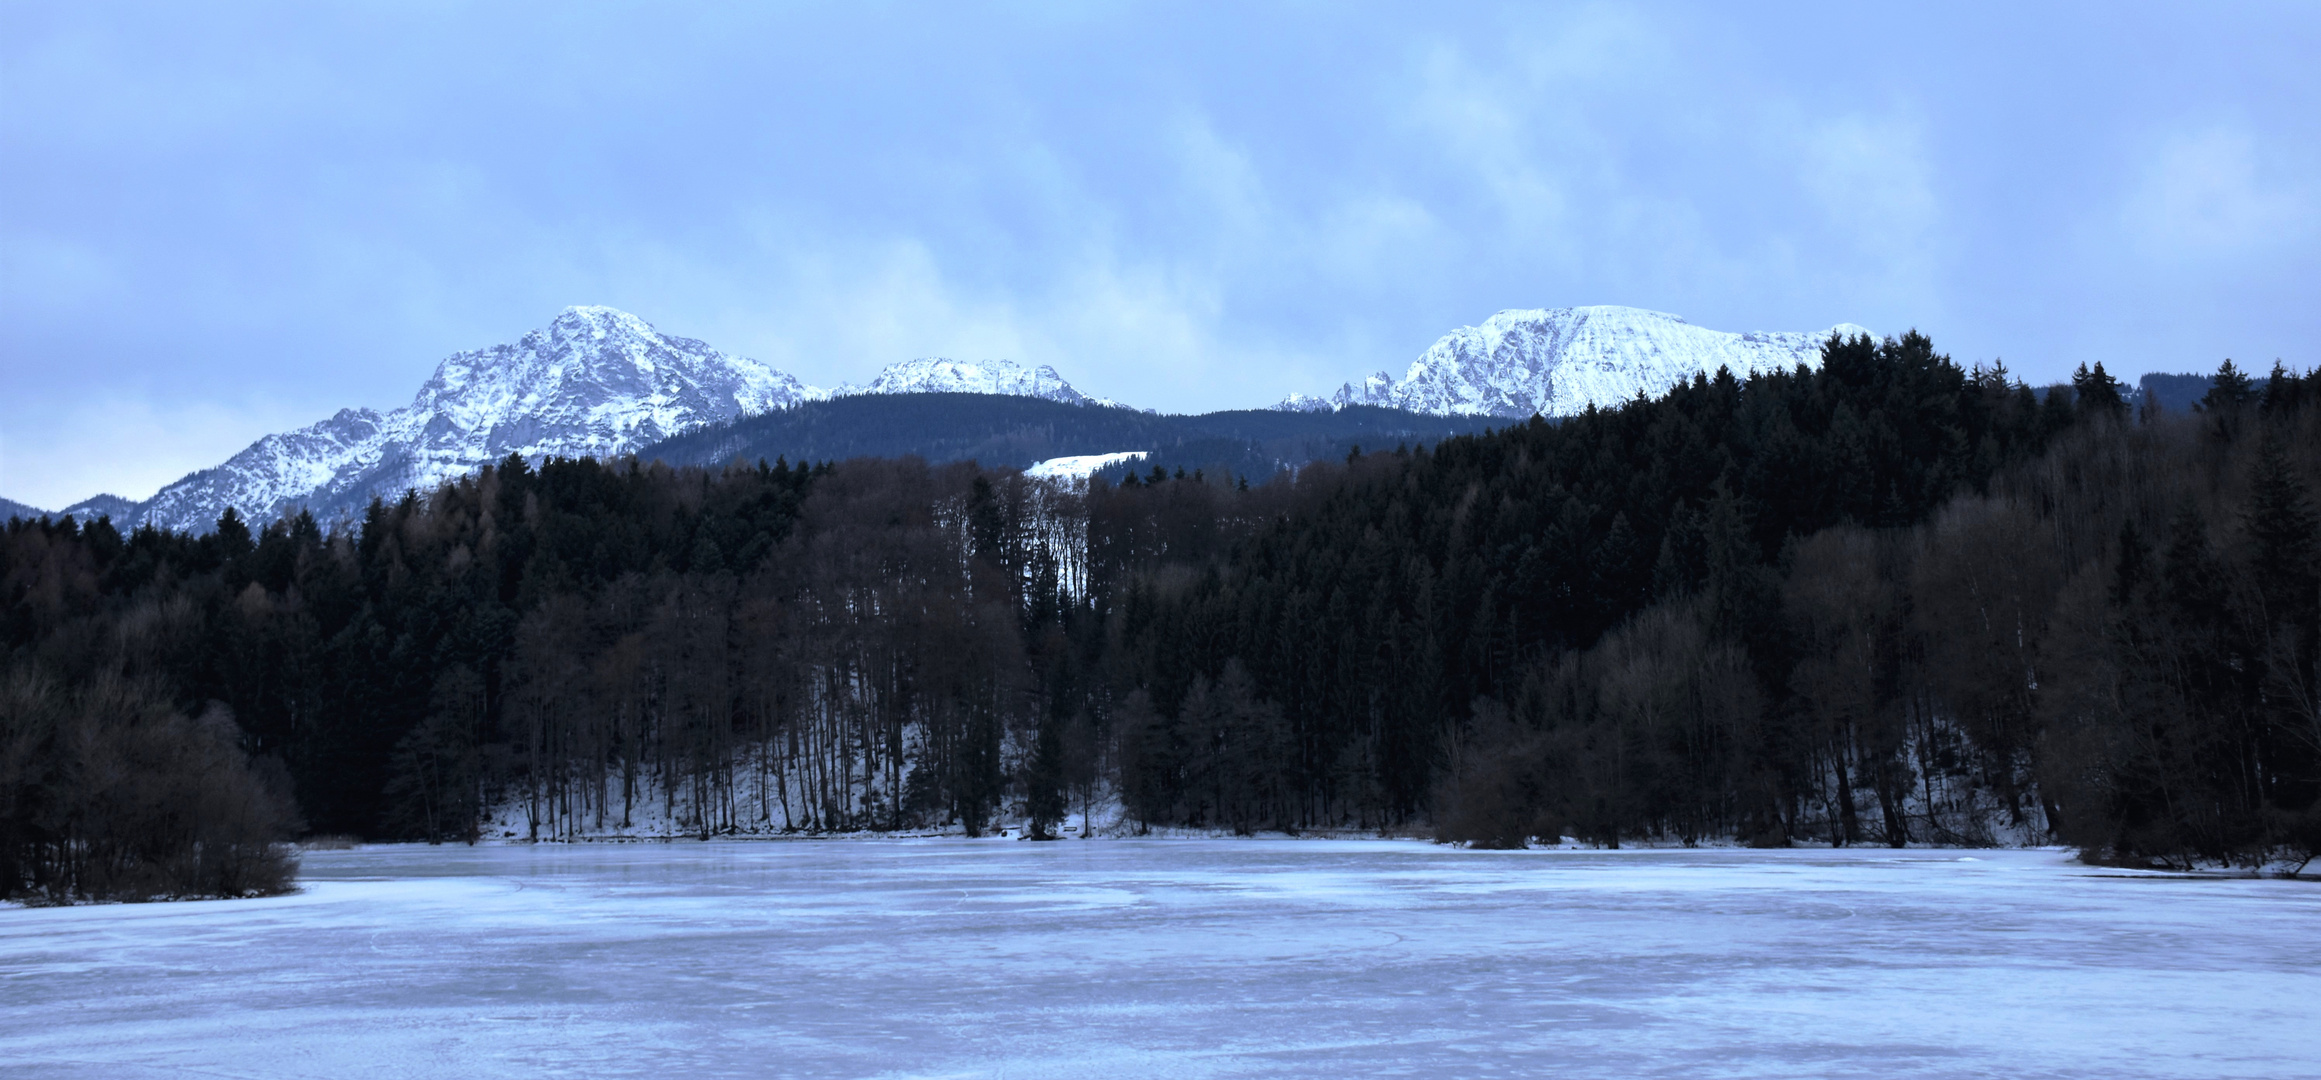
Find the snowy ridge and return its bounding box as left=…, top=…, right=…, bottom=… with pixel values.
left=52, top=494, right=140, bottom=523
left=1288, top=306, right=1871, bottom=419
left=100, top=307, right=820, bottom=532
left=62, top=312, right=1158, bottom=532
left=835, top=357, right=1125, bottom=408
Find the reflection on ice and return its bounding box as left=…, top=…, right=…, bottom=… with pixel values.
left=3, top=841, right=2315, bottom=1079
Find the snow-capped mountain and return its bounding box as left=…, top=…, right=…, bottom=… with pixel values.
left=58, top=309, right=1153, bottom=533
left=835, top=357, right=1125, bottom=408
left=1287, top=306, right=1871, bottom=418
left=107, top=306, right=819, bottom=533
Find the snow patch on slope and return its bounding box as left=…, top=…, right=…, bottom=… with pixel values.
left=1025, top=451, right=1149, bottom=482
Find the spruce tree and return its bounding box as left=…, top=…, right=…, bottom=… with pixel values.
left=1026, top=719, right=1068, bottom=840
left=2071, top=361, right=2127, bottom=418
left=2202, top=359, right=2255, bottom=412
left=2242, top=432, right=2319, bottom=630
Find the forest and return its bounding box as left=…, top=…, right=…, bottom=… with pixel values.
left=4, top=336, right=2316, bottom=901
left=640, top=391, right=1499, bottom=481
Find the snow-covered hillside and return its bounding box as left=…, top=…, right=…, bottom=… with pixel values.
left=1289, top=306, right=1870, bottom=419
left=112, top=307, right=818, bottom=532
left=836, top=357, right=1124, bottom=408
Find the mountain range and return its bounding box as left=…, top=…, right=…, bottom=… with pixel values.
left=17, top=304, right=1876, bottom=532
left=36, top=308, right=1123, bottom=532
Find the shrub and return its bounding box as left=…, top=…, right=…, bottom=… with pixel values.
left=0, top=669, right=300, bottom=903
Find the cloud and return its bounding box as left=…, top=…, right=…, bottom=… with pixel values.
left=2124, top=126, right=2316, bottom=255
left=0, top=395, right=329, bottom=510
left=1391, top=18, right=1935, bottom=332
left=0, top=233, right=120, bottom=314
left=1797, top=112, right=1942, bottom=310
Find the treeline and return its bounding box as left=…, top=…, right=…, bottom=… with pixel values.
left=1423, top=359, right=2319, bottom=868
left=2, top=457, right=828, bottom=898
left=5, top=344, right=2316, bottom=899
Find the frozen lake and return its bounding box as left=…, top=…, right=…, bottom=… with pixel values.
left=4, top=841, right=2315, bottom=1079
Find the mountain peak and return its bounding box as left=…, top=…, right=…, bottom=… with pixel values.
left=548, top=305, right=654, bottom=339
left=118, top=308, right=818, bottom=533
left=72, top=308, right=1147, bottom=533
left=1283, top=305, right=1869, bottom=418
left=839, top=357, right=1123, bottom=408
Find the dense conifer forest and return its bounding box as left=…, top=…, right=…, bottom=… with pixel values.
left=640, top=392, right=1500, bottom=480
left=5, top=338, right=2317, bottom=900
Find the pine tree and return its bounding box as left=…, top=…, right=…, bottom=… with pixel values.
left=2071, top=361, right=2127, bottom=418
left=1026, top=716, right=1068, bottom=840
left=2202, top=359, right=2255, bottom=412
left=2242, top=432, right=2319, bottom=630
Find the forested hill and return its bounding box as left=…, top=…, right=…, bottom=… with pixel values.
left=638, top=393, right=1500, bottom=480
left=5, top=337, right=2318, bottom=902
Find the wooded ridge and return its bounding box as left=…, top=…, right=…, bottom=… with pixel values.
left=4, top=340, right=2316, bottom=900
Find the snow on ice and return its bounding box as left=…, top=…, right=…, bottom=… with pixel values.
left=3, top=842, right=2315, bottom=1079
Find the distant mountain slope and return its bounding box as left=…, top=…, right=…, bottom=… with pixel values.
left=640, top=394, right=1500, bottom=483
left=51, top=309, right=1179, bottom=534
left=2136, top=373, right=2213, bottom=415
left=91, top=307, right=818, bottom=532
left=0, top=496, right=48, bottom=522
left=834, top=357, right=1124, bottom=408
left=55, top=495, right=140, bottom=523
left=1292, top=306, right=1870, bottom=418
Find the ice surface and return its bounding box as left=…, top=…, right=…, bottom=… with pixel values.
left=3, top=842, right=2314, bottom=1079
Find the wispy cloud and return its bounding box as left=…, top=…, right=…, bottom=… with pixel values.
left=1, top=395, right=329, bottom=510
left=2124, top=125, right=2316, bottom=256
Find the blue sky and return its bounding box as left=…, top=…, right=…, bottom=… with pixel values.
left=3, top=2, right=2316, bottom=508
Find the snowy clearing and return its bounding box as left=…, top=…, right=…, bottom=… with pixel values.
left=1023, top=450, right=1148, bottom=481
left=3, top=842, right=2314, bottom=1079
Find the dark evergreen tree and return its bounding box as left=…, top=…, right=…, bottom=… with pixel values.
left=2202, top=359, right=2256, bottom=412
left=1026, top=716, right=1068, bottom=840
